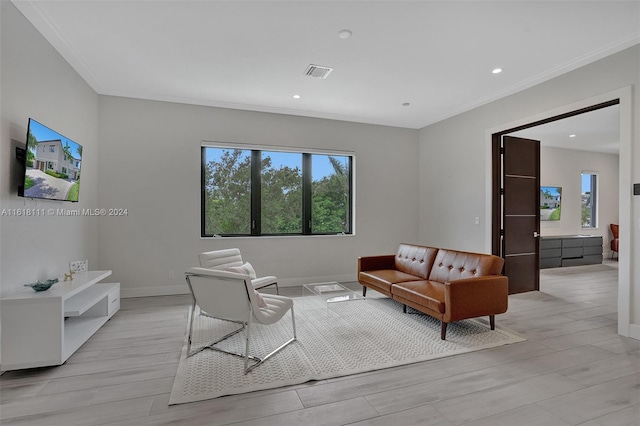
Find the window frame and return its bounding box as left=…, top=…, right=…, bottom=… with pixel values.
left=581, top=171, right=598, bottom=229
left=201, top=143, right=355, bottom=238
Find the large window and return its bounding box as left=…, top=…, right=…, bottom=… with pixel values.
left=581, top=172, right=597, bottom=228
left=202, top=146, right=353, bottom=237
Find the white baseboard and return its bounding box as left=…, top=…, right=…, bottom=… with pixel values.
left=628, top=323, right=640, bottom=341
left=121, top=274, right=359, bottom=298
left=121, top=285, right=189, bottom=298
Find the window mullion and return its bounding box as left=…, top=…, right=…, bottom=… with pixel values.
left=591, top=174, right=597, bottom=227
left=302, top=153, right=312, bottom=234
left=251, top=150, right=262, bottom=235
left=200, top=146, right=206, bottom=236
left=346, top=156, right=353, bottom=234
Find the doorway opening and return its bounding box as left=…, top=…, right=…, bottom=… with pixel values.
left=491, top=99, right=620, bottom=295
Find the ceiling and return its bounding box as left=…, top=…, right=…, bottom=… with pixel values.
left=510, top=104, right=621, bottom=154
left=11, top=1, right=640, bottom=130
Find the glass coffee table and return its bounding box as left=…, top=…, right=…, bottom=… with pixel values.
left=302, top=282, right=366, bottom=311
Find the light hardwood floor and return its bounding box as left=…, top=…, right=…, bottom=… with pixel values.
left=1, top=260, right=638, bottom=425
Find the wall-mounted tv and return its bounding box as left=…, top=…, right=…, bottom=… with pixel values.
left=540, top=186, right=561, bottom=221
left=20, top=118, right=82, bottom=202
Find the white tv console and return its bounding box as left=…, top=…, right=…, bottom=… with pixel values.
left=1, top=271, right=119, bottom=371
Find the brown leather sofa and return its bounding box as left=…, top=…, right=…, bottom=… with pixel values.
left=358, top=243, right=508, bottom=340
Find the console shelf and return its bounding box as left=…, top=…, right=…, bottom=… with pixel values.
left=64, top=282, right=116, bottom=317
left=1, top=271, right=119, bottom=371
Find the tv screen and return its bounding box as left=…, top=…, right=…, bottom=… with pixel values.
left=22, top=118, right=82, bottom=202
left=540, top=186, right=561, bottom=221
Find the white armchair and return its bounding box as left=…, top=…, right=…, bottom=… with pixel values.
left=185, top=267, right=296, bottom=374
left=198, top=248, right=279, bottom=294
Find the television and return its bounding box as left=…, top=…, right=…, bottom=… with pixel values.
left=540, top=186, right=561, bottom=221
left=20, top=118, right=82, bottom=202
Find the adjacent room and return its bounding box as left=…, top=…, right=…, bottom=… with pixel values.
left=1, top=1, right=639, bottom=425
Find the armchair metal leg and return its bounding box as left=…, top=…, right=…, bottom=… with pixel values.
left=291, top=305, right=297, bottom=339
left=186, top=301, right=297, bottom=374
left=187, top=310, right=259, bottom=361
left=186, top=303, right=196, bottom=356
left=243, top=306, right=297, bottom=374
left=244, top=316, right=252, bottom=373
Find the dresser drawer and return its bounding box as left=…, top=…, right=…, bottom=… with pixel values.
left=582, top=237, right=603, bottom=247
left=562, top=247, right=583, bottom=258
left=540, top=248, right=561, bottom=259
left=583, top=254, right=602, bottom=264
left=540, top=258, right=562, bottom=269
left=583, top=245, right=603, bottom=255
left=562, top=238, right=584, bottom=248
left=540, top=238, right=561, bottom=249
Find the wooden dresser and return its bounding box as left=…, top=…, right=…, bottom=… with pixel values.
left=540, top=235, right=603, bottom=269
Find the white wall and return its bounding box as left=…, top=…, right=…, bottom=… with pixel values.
left=540, top=147, right=619, bottom=254
left=0, top=2, right=99, bottom=296
left=97, top=96, right=419, bottom=297
left=418, top=44, right=639, bottom=337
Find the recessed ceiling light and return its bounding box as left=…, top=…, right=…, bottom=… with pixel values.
left=293, top=95, right=301, bottom=99
left=402, top=102, right=411, bottom=107
left=569, top=134, right=576, bottom=138
left=492, top=68, right=503, bottom=74
left=338, top=29, right=352, bottom=39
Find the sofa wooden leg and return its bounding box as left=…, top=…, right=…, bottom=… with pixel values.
left=362, top=287, right=367, bottom=297
left=441, top=322, right=447, bottom=340
left=402, top=304, right=407, bottom=313
left=489, top=315, right=495, bottom=330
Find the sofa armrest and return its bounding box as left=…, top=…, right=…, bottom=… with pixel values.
left=358, top=255, right=396, bottom=272
left=443, top=275, right=508, bottom=322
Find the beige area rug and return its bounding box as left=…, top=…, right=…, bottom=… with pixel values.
left=169, top=295, right=525, bottom=404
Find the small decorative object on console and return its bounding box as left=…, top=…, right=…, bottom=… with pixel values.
left=69, top=259, right=88, bottom=273
left=24, top=278, right=59, bottom=292
left=63, top=271, right=75, bottom=282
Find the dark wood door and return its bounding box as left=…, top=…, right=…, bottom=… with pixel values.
left=501, top=136, right=540, bottom=294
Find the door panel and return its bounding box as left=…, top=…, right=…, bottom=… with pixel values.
left=504, top=177, right=538, bottom=215
left=504, top=216, right=537, bottom=255
left=504, top=255, right=539, bottom=294
left=501, top=136, right=540, bottom=294
left=504, top=138, right=538, bottom=176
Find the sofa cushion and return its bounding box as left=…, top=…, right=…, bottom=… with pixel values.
left=395, top=244, right=439, bottom=279
left=359, top=269, right=419, bottom=293
left=429, top=249, right=504, bottom=283
left=391, top=280, right=446, bottom=314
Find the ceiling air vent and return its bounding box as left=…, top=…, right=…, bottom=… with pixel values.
left=305, top=64, right=333, bottom=79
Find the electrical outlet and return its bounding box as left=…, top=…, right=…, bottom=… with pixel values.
left=475, top=216, right=480, bottom=225
left=168, top=270, right=175, bottom=279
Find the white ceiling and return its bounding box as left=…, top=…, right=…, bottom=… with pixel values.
left=510, top=104, right=621, bottom=154
left=12, top=1, right=640, bottom=130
